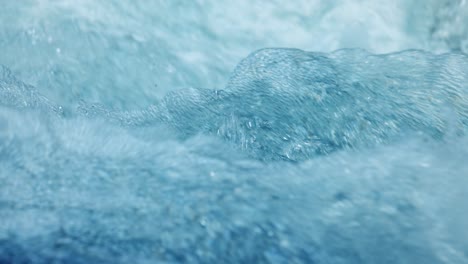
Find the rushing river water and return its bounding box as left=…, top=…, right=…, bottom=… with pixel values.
left=1, top=1, right=468, bottom=263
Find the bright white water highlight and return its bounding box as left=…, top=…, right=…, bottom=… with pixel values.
left=1, top=0, right=467, bottom=108
left=0, top=1, right=468, bottom=264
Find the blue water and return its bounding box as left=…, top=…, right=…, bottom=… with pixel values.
left=1, top=1, right=468, bottom=263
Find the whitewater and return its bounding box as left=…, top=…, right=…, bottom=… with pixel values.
left=1, top=1, right=468, bottom=263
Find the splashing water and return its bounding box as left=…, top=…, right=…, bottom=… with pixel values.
left=1, top=1, right=468, bottom=264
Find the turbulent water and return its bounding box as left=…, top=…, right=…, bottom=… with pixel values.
left=1, top=1, right=468, bottom=263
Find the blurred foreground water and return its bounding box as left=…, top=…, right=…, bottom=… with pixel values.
left=1, top=1, right=468, bottom=263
